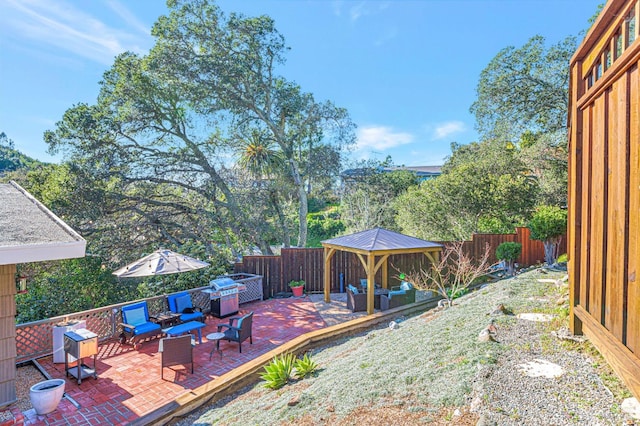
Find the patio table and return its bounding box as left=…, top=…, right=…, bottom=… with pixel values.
left=162, top=321, right=206, bottom=344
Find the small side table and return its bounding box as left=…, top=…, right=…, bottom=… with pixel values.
left=150, top=311, right=181, bottom=328
left=206, top=332, right=225, bottom=361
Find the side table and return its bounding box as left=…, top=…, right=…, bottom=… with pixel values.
left=206, top=332, right=225, bottom=361
left=150, top=311, right=181, bottom=328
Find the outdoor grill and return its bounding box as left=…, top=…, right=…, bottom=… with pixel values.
left=204, top=277, right=247, bottom=318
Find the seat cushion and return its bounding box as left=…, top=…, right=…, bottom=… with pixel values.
left=347, top=284, right=359, bottom=294
left=131, top=321, right=161, bottom=336
left=175, top=294, right=193, bottom=313
left=125, top=307, right=147, bottom=326
left=387, top=290, right=406, bottom=299
left=180, top=311, right=203, bottom=323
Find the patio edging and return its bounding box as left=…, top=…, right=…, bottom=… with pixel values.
left=133, top=297, right=441, bottom=426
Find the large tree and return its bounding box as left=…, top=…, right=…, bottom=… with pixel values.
left=395, top=140, right=538, bottom=241
left=150, top=0, right=355, bottom=247
left=46, top=0, right=354, bottom=256
left=469, top=35, right=577, bottom=208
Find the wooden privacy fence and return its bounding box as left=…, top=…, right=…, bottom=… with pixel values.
left=568, top=0, right=640, bottom=399
left=235, top=227, right=564, bottom=298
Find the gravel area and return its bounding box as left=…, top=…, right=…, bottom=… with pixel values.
left=172, top=269, right=636, bottom=426
left=1, top=363, right=42, bottom=420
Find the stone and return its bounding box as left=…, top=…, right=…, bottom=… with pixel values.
left=556, top=296, right=568, bottom=305
left=489, top=304, right=512, bottom=316
left=287, top=395, right=300, bottom=406
left=518, top=359, right=564, bottom=378
left=621, top=398, right=640, bottom=419
left=517, top=313, right=554, bottom=322
left=453, top=408, right=461, bottom=417
left=551, top=327, right=587, bottom=343
left=389, top=321, right=399, bottom=330
left=478, top=329, right=496, bottom=343
left=470, top=396, right=483, bottom=413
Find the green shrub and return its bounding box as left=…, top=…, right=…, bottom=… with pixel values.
left=557, top=253, right=568, bottom=263
left=294, top=353, right=318, bottom=379
left=496, top=242, right=522, bottom=276
left=496, top=242, right=522, bottom=261
left=261, top=353, right=295, bottom=389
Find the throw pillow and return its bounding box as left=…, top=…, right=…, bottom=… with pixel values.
left=175, top=294, right=193, bottom=313
left=347, top=284, right=359, bottom=294
left=125, top=307, right=146, bottom=326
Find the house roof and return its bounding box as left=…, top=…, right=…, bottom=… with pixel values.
left=0, top=181, right=86, bottom=265
left=321, top=228, right=442, bottom=252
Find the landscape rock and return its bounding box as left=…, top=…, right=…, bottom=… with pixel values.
left=556, top=296, right=568, bottom=305
left=489, top=304, right=512, bottom=316
left=516, top=313, right=554, bottom=322
left=389, top=321, right=399, bottom=330
left=622, top=398, right=640, bottom=419
left=551, top=327, right=587, bottom=343
left=518, top=358, right=564, bottom=378
left=287, top=395, right=300, bottom=406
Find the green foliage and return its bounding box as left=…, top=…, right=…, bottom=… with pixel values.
left=496, top=242, right=522, bottom=275
left=288, top=280, right=305, bottom=288
left=529, top=205, right=567, bottom=265
left=307, top=208, right=345, bottom=247
left=394, top=140, right=537, bottom=241
left=496, top=242, right=522, bottom=261
left=340, top=159, right=418, bottom=233
left=0, top=132, right=43, bottom=175
left=260, top=353, right=319, bottom=389
left=15, top=257, right=130, bottom=323
left=528, top=205, right=567, bottom=241
left=470, top=35, right=576, bottom=138
left=293, top=353, right=318, bottom=379
left=557, top=253, right=568, bottom=263
left=261, top=353, right=296, bottom=390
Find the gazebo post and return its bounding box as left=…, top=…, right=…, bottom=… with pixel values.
left=381, top=258, right=388, bottom=289
left=323, top=247, right=335, bottom=303
left=367, top=252, right=375, bottom=315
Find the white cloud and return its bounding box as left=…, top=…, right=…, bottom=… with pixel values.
left=356, top=126, right=414, bottom=151
left=431, top=121, right=466, bottom=140
left=0, top=0, right=151, bottom=65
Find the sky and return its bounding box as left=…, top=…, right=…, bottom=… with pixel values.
left=0, top=0, right=602, bottom=167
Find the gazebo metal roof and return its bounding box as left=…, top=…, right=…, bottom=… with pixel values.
left=321, top=228, right=442, bottom=314
left=322, top=228, right=442, bottom=252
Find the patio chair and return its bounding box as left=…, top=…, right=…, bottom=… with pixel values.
left=119, top=301, right=162, bottom=349
left=216, top=311, right=253, bottom=353
left=346, top=284, right=367, bottom=312
left=159, top=334, right=194, bottom=380
left=167, top=291, right=205, bottom=323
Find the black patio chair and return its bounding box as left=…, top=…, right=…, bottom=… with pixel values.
left=216, top=311, right=254, bottom=353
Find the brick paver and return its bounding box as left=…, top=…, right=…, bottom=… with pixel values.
left=20, top=296, right=328, bottom=425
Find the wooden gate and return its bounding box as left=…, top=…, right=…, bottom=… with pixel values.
left=568, top=0, right=640, bottom=399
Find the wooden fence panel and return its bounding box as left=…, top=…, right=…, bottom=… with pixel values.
left=589, top=92, right=608, bottom=323
left=568, top=0, right=640, bottom=400
left=234, top=227, right=565, bottom=297
left=627, top=64, right=640, bottom=354
left=604, top=74, right=629, bottom=341
left=234, top=256, right=281, bottom=299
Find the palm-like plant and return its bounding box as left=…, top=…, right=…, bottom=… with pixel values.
left=237, top=131, right=283, bottom=179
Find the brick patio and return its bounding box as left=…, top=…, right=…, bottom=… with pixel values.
left=11, top=296, right=335, bottom=425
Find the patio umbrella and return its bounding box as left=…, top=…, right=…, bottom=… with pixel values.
left=113, top=249, right=210, bottom=278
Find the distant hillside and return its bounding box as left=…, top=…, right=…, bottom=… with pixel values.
left=0, top=132, right=44, bottom=174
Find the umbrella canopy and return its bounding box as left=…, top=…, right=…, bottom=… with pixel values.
left=113, top=249, right=209, bottom=278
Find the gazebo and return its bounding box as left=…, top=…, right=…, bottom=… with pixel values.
left=0, top=181, right=85, bottom=407
left=321, top=228, right=443, bottom=314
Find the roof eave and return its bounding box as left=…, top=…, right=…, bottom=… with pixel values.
left=0, top=240, right=87, bottom=266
